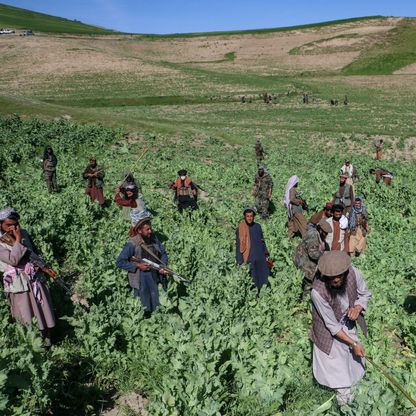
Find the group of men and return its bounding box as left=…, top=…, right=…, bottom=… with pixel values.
left=3, top=139, right=395, bottom=407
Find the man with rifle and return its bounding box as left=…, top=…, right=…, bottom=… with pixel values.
left=0, top=207, right=56, bottom=348
left=83, top=157, right=105, bottom=207
left=116, top=213, right=170, bottom=315
left=169, top=169, right=199, bottom=212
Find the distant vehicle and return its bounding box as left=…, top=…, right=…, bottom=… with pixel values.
left=20, top=30, right=34, bottom=36
left=0, top=28, right=15, bottom=34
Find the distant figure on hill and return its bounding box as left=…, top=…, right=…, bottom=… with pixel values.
left=294, top=218, right=331, bottom=299
left=241, top=95, right=246, bottom=103
left=303, top=93, right=309, bottom=104
left=348, top=197, right=369, bottom=257
left=236, top=208, right=271, bottom=292
left=169, top=169, right=198, bottom=212
left=369, top=168, right=393, bottom=186
left=330, top=99, right=338, bottom=106
left=255, top=139, right=265, bottom=165
left=41, top=146, right=58, bottom=193
left=309, top=202, right=333, bottom=227
left=344, top=95, right=349, bottom=105
left=310, top=251, right=371, bottom=406
left=83, top=158, right=105, bottom=207
left=253, top=166, right=273, bottom=219
left=374, top=139, right=384, bottom=160
left=333, top=174, right=353, bottom=216
left=325, top=204, right=349, bottom=252
left=284, top=176, right=308, bottom=238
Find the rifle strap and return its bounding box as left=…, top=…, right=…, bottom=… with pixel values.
left=140, top=242, right=165, bottom=265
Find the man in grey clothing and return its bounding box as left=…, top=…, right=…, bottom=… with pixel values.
left=309, top=251, right=371, bottom=406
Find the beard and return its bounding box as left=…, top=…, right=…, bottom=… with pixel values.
left=325, top=273, right=348, bottom=297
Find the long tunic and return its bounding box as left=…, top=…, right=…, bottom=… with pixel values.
left=116, top=237, right=168, bottom=312
left=236, top=223, right=269, bottom=289
left=0, top=232, right=55, bottom=330
left=311, top=268, right=371, bottom=389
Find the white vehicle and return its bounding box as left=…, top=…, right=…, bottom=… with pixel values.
left=0, top=28, right=15, bottom=34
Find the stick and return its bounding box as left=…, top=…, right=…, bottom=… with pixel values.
left=119, top=147, right=150, bottom=186
left=367, top=356, right=416, bottom=407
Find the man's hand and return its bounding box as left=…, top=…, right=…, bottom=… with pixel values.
left=352, top=342, right=365, bottom=358
left=10, top=225, right=22, bottom=243
left=159, top=268, right=170, bottom=276
left=347, top=305, right=363, bottom=321
left=136, top=262, right=151, bottom=271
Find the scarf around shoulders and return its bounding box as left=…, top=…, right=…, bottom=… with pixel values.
left=238, top=221, right=251, bottom=263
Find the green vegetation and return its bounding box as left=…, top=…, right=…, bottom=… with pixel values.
left=0, top=115, right=415, bottom=415
left=342, top=20, right=416, bottom=75
left=0, top=3, right=118, bottom=34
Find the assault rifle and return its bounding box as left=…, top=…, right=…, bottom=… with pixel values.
left=130, top=256, right=190, bottom=284
left=0, top=233, right=72, bottom=295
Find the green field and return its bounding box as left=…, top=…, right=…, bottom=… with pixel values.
left=0, top=5, right=415, bottom=416
left=0, top=3, right=118, bottom=34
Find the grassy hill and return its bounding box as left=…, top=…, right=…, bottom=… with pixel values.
left=0, top=3, right=118, bottom=34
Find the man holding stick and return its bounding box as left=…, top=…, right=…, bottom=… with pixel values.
left=310, top=251, right=371, bottom=406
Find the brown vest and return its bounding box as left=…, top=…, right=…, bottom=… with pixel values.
left=310, top=267, right=368, bottom=355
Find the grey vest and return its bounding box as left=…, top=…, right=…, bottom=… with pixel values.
left=335, top=184, right=351, bottom=207
left=310, top=268, right=368, bottom=355
left=127, top=236, right=162, bottom=289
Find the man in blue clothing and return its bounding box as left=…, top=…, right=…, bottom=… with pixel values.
left=236, top=208, right=270, bottom=291
left=116, top=215, right=169, bottom=314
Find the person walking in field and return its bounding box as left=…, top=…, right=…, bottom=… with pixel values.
left=369, top=168, right=393, bottom=186
left=83, top=158, right=105, bottom=207
left=333, top=174, right=353, bottom=216
left=308, top=202, right=333, bottom=227
left=325, top=204, right=349, bottom=252
left=348, top=197, right=369, bottom=257
left=116, top=213, right=169, bottom=315
left=339, top=160, right=359, bottom=186
left=294, top=218, right=332, bottom=299
left=169, top=169, right=198, bottom=212
left=255, top=139, right=265, bottom=165
left=41, top=145, right=59, bottom=193
left=310, top=251, right=371, bottom=406
left=0, top=208, right=56, bottom=347
left=284, top=176, right=308, bottom=238
left=114, top=183, right=147, bottom=226
left=253, top=166, right=273, bottom=219
left=374, top=139, right=383, bottom=160
left=236, top=208, right=270, bottom=292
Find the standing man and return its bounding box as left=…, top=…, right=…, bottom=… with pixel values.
left=308, top=202, right=333, bottom=226
left=236, top=208, right=270, bottom=292
left=255, top=139, right=265, bottom=165
left=284, top=176, right=308, bottom=238
left=294, top=219, right=332, bottom=299
left=326, top=204, right=349, bottom=252
left=374, top=139, right=384, bottom=160
left=169, top=169, right=198, bottom=212
left=116, top=214, right=169, bottom=315
left=114, top=184, right=147, bottom=225
left=253, top=166, right=273, bottom=219
left=0, top=208, right=56, bottom=347
left=369, top=168, right=393, bottom=186
left=310, top=251, right=371, bottom=406
left=83, top=158, right=105, bottom=207
left=348, top=197, right=369, bottom=257
left=41, top=145, right=58, bottom=193
left=339, top=160, right=359, bottom=185
left=333, top=174, right=353, bottom=216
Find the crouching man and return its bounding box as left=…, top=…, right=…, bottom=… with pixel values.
left=309, top=251, right=371, bottom=406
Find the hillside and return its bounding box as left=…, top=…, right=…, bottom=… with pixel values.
left=0, top=3, right=118, bottom=34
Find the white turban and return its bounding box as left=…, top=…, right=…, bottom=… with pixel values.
left=0, top=207, right=17, bottom=221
